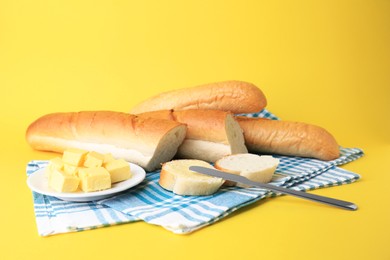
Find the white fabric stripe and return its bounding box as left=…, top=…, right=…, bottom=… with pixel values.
left=326, top=169, right=359, bottom=179
left=316, top=174, right=346, bottom=184
left=139, top=185, right=172, bottom=202
left=148, top=212, right=199, bottom=227
left=126, top=195, right=196, bottom=215
left=137, top=207, right=173, bottom=219
left=179, top=207, right=210, bottom=222
left=228, top=189, right=261, bottom=198
left=199, top=201, right=229, bottom=211
left=190, top=204, right=223, bottom=217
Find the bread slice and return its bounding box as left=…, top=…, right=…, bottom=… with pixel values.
left=159, top=159, right=224, bottom=196
left=215, top=153, right=280, bottom=187
left=137, top=109, right=248, bottom=162
left=26, top=111, right=187, bottom=172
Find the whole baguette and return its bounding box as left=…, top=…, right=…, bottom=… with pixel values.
left=237, top=117, right=340, bottom=161
left=26, top=111, right=187, bottom=171
left=130, top=80, right=267, bottom=114
left=137, top=109, right=248, bottom=162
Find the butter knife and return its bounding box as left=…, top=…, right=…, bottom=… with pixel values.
left=189, top=166, right=358, bottom=211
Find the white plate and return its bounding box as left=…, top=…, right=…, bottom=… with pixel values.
left=27, top=163, right=146, bottom=202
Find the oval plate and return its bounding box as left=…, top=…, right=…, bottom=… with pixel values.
left=27, top=162, right=146, bottom=202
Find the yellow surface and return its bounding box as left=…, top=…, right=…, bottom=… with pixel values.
left=1, top=0, right=389, bottom=259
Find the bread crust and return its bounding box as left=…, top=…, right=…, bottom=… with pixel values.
left=138, top=109, right=248, bottom=161
left=159, top=160, right=223, bottom=195
left=130, top=80, right=267, bottom=114
left=237, top=117, right=340, bottom=161
left=138, top=109, right=229, bottom=143
left=137, top=110, right=339, bottom=161
left=26, top=111, right=187, bottom=171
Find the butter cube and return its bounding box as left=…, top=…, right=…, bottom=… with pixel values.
left=63, top=163, right=79, bottom=176
left=48, top=169, right=80, bottom=192
left=45, top=157, right=63, bottom=178
left=78, top=167, right=111, bottom=192
left=104, top=159, right=132, bottom=183
left=103, top=153, right=115, bottom=164
left=84, top=151, right=104, bottom=168
left=62, top=148, right=88, bottom=166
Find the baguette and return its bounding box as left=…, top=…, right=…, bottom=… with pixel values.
left=215, top=154, right=280, bottom=187
left=26, top=111, right=187, bottom=171
left=159, top=159, right=224, bottom=195
left=130, top=80, right=267, bottom=114
left=137, top=109, right=248, bottom=162
left=237, top=117, right=340, bottom=161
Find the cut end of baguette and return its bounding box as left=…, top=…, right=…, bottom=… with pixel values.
left=145, top=125, right=187, bottom=171
left=225, top=113, right=248, bottom=155
left=159, top=159, right=224, bottom=196
left=174, top=111, right=248, bottom=162
left=215, top=153, right=280, bottom=187
left=26, top=111, right=188, bottom=172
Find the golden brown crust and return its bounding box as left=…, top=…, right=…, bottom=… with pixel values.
left=158, top=160, right=223, bottom=195
left=138, top=109, right=231, bottom=143
left=137, top=109, right=248, bottom=162
left=158, top=166, right=175, bottom=191
left=26, top=111, right=185, bottom=155
left=26, top=111, right=188, bottom=171
left=173, top=110, right=230, bottom=143
left=214, top=161, right=238, bottom=186
left=130, top=80, right=267, bottom=114
left=136, top=110, right=175, bottom=121
left=237, top=117, right=340, bottom=161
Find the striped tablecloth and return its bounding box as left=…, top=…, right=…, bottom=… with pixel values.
left=26, top=109, right=364, bottom=236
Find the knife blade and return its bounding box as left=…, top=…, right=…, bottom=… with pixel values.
left=189, top=166, right=358, bottom=211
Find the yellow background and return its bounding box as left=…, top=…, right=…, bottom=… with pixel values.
left=1, top=0, right=389, bottom=259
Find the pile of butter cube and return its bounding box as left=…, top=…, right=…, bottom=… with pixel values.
left=46, top=148, right=132, bottom=193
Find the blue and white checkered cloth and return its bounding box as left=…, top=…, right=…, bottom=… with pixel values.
left=26, top=109, right=364, bottom=236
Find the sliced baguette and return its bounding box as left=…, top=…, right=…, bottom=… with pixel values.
left=26, top=111, right=187, bottom=172
left=215, top=153, right=280, bottom=187
left=137, top=109, right=248, bottom=162
left=159, top=159, right=224, bottom=196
